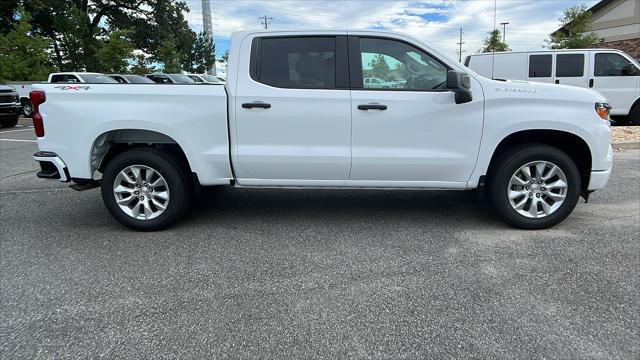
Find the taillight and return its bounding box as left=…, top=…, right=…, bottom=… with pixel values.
left=29, top=91, right=46, bottom=137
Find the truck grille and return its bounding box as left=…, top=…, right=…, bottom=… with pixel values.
left=0, top=94, right=18, bottom=104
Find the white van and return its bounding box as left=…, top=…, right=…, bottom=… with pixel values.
left=465, top=49, right=640, bottom=122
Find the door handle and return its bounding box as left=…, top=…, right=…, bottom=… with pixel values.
left=242, top=102, right=271, bottom=109
left=555, top=80, right=559, bottom=84
left=589, top=79, right=594, bottom=88
left=357, top=104, right=387, bottom=111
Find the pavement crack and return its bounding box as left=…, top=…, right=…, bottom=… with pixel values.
left=0, top=188, right=71, bottom=194
left=0, top=170, right=38, bottom=179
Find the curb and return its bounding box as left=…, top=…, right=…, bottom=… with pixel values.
left=612, top=142, right=640, bottom=150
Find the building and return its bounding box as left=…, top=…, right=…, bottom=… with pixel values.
left=555, top=0, right=640, bottom=58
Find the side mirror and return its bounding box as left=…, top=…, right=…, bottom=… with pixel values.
left=446, top=70, right=473, bottom=104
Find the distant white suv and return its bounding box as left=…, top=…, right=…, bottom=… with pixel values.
left=30, top=30, right=613, bottom=231
left=465, top=49, right=640, bottom=123
left=187, top=74, right=224, bottom=84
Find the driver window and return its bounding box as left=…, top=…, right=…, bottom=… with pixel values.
left=359, top=37, right=448, bottom=90
left=595, top=53, right=640, bottom=76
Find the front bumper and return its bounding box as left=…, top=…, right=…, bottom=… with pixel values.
left=588, top=166, right=612, bottom=191
left=0, top=104, right=20, bottom=117
left=588, top=145, right=613, bottom=191
left=34, top=151, right=70, bottom=182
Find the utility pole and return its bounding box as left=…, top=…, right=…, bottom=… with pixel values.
left=456, top=27, right=465, bottom=63
left=500, top=21, right=509, bottom=43
left=202, top=0, right=216, bottom=75
left=258, top=15, right=273, bottom=29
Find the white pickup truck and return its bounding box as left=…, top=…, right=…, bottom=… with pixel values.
left=31, top=30, right=613, bottom=231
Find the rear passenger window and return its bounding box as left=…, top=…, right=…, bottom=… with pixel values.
left=556, top=54, right=584, bottom=77
left=529, top=55, right=552, bottom=77
left=251, top=37, right=336, bottom=89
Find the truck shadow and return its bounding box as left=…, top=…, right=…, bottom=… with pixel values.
left=185, top=186, right=499, bottom=227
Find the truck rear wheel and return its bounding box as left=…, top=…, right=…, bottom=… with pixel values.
left=0, top=116, right=19, bottom=128
left=488, top=145, right=581, bottom=229
left=101, top=148, right=191, bottom=231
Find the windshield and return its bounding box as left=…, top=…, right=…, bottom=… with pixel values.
left=78, top=74, right=118, bottom=83
left=170, top=74, right=196, bottom=84
left=124, top=75, right=155, bottom=83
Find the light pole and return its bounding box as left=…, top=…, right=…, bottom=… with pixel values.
left=500, top=21, right=509, bottom=43
left=202, top=0, right=216, bottom=75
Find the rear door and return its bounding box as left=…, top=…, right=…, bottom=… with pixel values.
left=590, top=51, right=640, bottom=115
left=233, top=34, right=352, bottom=184
left=554, top=52, right=589, bottom=88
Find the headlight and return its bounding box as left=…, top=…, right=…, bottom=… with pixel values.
left=595, top=102, right=611, bottom=121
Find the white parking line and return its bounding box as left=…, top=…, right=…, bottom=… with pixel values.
left=0, top=128, right=35, bottom=133
left=0, top=139, right=37, bottom=143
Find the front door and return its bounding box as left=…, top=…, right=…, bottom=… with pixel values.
left=349, top=36, right=484, bottom=186
left=590, top=51, right=640, bottom=116
left=233, top=35, right=352, bottom=184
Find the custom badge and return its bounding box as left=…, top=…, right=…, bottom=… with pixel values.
left=495, top=87, right=537, bottom=93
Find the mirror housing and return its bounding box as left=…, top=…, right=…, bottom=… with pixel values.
left=446, top=70, right=473, bottom=104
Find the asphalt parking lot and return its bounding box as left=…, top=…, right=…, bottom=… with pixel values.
left=1, top=118, right=639, bottom=358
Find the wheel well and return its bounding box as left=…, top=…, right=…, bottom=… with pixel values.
left=91, top=129, right=192, bottom=176
left=487, top=130, right=592, bottom=191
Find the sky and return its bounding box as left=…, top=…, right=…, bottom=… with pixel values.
left=182, top=0, right=599, bottom=62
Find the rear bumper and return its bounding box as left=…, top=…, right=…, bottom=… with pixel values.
left=33, top=151, right=70, bottom=182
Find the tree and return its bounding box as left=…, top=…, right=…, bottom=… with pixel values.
left=0, top=0, right=19, bottom=33
left=221, top=50, right=229, bottom=62
left=96, top=30, right=134, bottom=73
left=129, top=53, right=155, bottom=74
left=546, top=4, right=598, bottom=49
left=368, top=54, right=391, bottom=80
left=0, top=7, right=53, bottom=81
left=480, top=29, right=510, bottom=53
left=156, top=36, right=181, bottom=73
left=24, top=0, right=194, bottom=72
left=181, top=32, right=215, bottom=73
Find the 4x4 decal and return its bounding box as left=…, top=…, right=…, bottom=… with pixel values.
left=54, top=85, right=91, bottom=91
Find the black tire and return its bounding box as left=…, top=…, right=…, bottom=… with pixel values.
left=0, top=116, right=19, bottom=128
left=629, top=102, right=640, bottom=125
left=101, top=147, right=191, bottom=231
left=488, top=144, right=581, bottom=229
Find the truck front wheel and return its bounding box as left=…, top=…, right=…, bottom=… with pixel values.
left=101, top=148, right=191, bottom=231
left=488, top=145, right=581, bottom=229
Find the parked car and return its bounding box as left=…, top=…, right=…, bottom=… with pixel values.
left=146, top=74, right=196, bottom=84
left=6, top=82, right=39, bottom=117
left=0, top=84, right=21, bottom=128
left=31, top=29, right=612, bottom=231
left=109, top=74, right=156, bottom=84
left=363, top=77, right=396, bottom=88
left=465, top=49, right=640, bottom=123
left=47, top=72, right=118, bottom=84
left=187, top=74, right=224, bottom=84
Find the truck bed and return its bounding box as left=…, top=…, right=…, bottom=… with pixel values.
left=33, top=84, right=233, bottom=185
